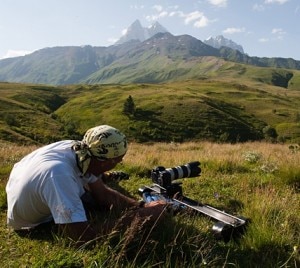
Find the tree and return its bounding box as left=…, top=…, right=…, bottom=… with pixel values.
left=263, top=125, right=278, bottom=142
left=123, top=95, right=136, bottom=116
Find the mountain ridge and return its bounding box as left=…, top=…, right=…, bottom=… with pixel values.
left=204, top=35, right=244, bottom=54
left=115, top=20, right=244, bottom=53
left=0, top=32, right=299, bottom=86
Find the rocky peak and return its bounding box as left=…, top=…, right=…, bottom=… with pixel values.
left=204, top=35, right=244, bottom=54
left=115, top=20, right=169, bottom=45
left=147, top=21, right=168, bottom=37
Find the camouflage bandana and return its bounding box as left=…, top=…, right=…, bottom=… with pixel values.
left=73, top=125, right=127, bottom=175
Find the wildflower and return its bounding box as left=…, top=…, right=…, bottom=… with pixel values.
left=243, top=151, right=262, bottom=164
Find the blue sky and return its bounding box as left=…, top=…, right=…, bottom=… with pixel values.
left=1, top=0, right=299, bottom=60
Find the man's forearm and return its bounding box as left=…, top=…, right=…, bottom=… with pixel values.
left=89, top=179, right=138, bottom=210
left=98, top=185, right=138, bottom=209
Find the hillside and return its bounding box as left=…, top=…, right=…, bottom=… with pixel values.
left=1, top=79, right=300, bottom=145
left=0, top=33, right=300, bottom=86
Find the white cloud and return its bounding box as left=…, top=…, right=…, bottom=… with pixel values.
left=207, top=0, right=227, bottom=7
left=169, top=10, right=184, bottom=17
left=271, top=28, right=286, bottom=40
left=145, top=5, right=170, bottom=21
left=254, top=28, right=286, bottom=46
left=272, top=28, right=286, bottom=35
left=130, top=5, right=144, bottom=10
left=223, top=27, right=245, bottom=34
left=159, top=11, right=168, bottom=18
left=153, top=5, right=163, bottom=12
left=259, top=38, right=269, bottom=42
left=2, top=49, right=32, bottom=59
left=264, top=0, right=289, bottom=4
left=183, top=11, right=210, bottom=28
left=194, top=16, right=210, bottom=28
left=146, top=11, right=168, bottom=22
left=184, top=11, right=204, bottom=25
left=146, top=7, right=211, bottom=28
left=253, top=4, right=265, bottom=11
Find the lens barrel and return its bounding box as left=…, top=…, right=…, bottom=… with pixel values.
left=151, top=161, right=201, bottom=188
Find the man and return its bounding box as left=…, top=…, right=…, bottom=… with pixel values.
left=6, top=125, right=166, bottom=245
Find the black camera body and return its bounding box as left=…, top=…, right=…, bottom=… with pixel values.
left=151, top=161, right=201, bottom=188
left=140, top=161, right=249, bottom=242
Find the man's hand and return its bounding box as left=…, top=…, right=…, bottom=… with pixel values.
left=144, top=200, right=166, bottom=207
left=104, top=171, right=129, bottom=182
left=137, top=200, right=168, bottom=219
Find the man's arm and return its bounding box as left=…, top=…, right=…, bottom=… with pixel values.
left=60, top=178, right=167, bottom=246
left=89, top=178, right=167, bottom=222
left=88, top=178, right=139, bottom=210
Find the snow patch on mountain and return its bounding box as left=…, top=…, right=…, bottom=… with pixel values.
left=204, top=35, right=244, bottom=53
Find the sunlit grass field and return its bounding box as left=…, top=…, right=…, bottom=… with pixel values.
left=0, top=141, right=299, bottom=267
left=2, top=80, right=300, bottom=145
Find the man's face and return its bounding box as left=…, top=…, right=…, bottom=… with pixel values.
left=87, top=155, right=124, bottom=176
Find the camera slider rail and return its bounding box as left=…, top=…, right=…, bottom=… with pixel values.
left=139, top=183, right=249, bottom=242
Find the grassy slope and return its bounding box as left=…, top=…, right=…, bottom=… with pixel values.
left=84, top=55, right=300, bottom=86
left=1, top=62, right=300, bottom=145
left=55, top=79, right=300, bottom=143
left=0, top=82, right=82, bottom=144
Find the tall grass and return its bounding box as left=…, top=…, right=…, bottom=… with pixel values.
left=0, top=141, right=299, bottom=267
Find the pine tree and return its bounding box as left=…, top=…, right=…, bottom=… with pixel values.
left=123, top=95, right=136, bottom=116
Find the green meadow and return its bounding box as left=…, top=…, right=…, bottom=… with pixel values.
left=0, top=76, right=299, bottom=267
left=0, top=141, right=299, bottom=267
left=1, top=78, right=300, bottom=145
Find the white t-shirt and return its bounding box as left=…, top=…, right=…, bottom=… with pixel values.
left=6, top=140, right=98, bottom=230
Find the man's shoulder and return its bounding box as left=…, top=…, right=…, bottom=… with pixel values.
left=43, top=140, right=76, bottom=150
left=18, top=140, right=76, bottom=169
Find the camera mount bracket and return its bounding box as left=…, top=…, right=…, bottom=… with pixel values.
left=139, top=183, right=249, bottom=242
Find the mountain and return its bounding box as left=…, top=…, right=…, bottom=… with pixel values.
left=204, top=35, right=244, bottom=53
left=83, top=32, right=221, bottom=84
left=0, top=32, right=300, bottom=86
left=115, top=20, right=168, bottom=45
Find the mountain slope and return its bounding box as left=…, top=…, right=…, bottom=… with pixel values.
left=84, top=33, right=220, bottom=84
left=0, top=33, right=300, bottom=86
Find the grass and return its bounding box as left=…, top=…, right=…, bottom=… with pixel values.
left=1, top=79, right=300, bottom=145
left=0, top=140, right=299, bottom=267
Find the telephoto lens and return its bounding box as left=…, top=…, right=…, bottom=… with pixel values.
left=151, top=161, right=201, bottom=188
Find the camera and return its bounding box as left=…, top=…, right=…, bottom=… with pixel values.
left=140, top=161, right=248, bottom=242
left=151, top=161, right=201, bottom=188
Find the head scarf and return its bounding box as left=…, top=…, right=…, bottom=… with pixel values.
left=73, top=125, right=127, bottom=174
